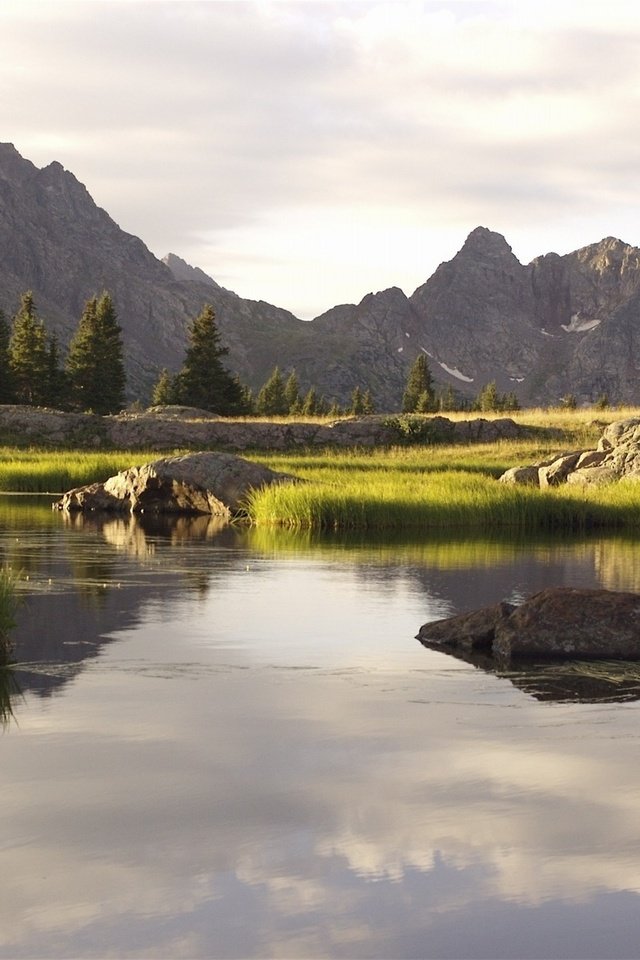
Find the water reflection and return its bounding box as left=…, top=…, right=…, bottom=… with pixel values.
left=418, top=637, right=640, bottom=703
left=2, top=500, right=640, bottom=957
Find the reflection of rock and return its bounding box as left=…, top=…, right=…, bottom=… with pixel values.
left=54, top=452, right=296, bottom=517
left=418, top=587, right=640, bottom=661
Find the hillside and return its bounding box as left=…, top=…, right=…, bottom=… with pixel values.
left=2, top=143, right=640, bottom=407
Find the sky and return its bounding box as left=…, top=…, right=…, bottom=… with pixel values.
left=1, top=0, right=640, bottom=319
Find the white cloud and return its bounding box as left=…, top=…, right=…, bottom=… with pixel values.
left=1, top=0, right=640, bottom=315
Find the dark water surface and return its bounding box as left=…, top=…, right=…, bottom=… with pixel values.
left=2, top=498, right=640, bottom=959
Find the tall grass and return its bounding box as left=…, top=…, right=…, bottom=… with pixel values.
left=0, top=450, right=155, bottom=493
left=246, top=446, right=640, bottom=531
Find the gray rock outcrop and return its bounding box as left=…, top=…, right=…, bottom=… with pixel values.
left=418, top=587, right=640, bottom=661
left=0, top=405, right=526, bottom=451
left=499, top=418, right=640, bottom=487
left=54, top=452, right=297, bottom=517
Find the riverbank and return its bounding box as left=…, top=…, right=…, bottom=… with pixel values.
left=3, top=406, right=640, bottom=531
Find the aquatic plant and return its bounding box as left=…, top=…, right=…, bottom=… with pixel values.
left=0, top=567, right=18, bottom=665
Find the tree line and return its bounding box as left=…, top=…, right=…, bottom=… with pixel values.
left=0, top=291, right=125, bottom=414
left=400, top=354, right=520, bottom=414
left=0, top=293, right=521, bottom=416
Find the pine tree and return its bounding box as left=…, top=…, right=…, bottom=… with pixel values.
left=9, top=292, right=50, bottom=405
left=362, top=389, right=375, bottom=414
left=0, top=308, right=15, bottom=404
left=402, top=355, right=435, bottom=412
left=66, top=293, right=126, bottom=414
left=45, top=334, right=68, bottom=409
left=255, top=367, right=288, bottom=416
left=284, top=370, right=300, bottom=413
left=301, top=387, right=318, bottom=415
left=350, top=385, right=364, bottom=415
left=173, top=304, right=245, bottom=414
left=438, top=385, right=457, bottom=412
left=475, top=381, right=500, bottom=412
left=152, top=368, right=176, bottom=406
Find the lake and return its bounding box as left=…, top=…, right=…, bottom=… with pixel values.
left=1, top=498, right=640, bottom=959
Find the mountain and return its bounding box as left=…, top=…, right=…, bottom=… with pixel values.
left=2, top=142, right=640, bottom=407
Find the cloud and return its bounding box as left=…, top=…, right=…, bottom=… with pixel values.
left=1, top=1, right=640, bottom=314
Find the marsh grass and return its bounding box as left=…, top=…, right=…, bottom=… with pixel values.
left=247, top=445, right=640, bottom=531
left=0, top=450, right=155, bottom=493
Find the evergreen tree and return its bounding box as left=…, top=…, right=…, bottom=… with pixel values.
left=66, top=293, right=126, bottom=414
left=327, top=401, right=342, bottom=418
left=9, top=292, right=49, bottom=405
left=362, top=389, right=375, bottom=414
left=301, top=387, right=318, bottom=416
left=255, top=367, right=288, bottom=416
left=0, top=308, right=15, bottom=404
left=350, top=385, right=364, bottom=415
left=475, top=381, right=500, bottom=412
left=402, top=355, right=435, bottom=412
left=284, top=370, right=300, bottom=413
left=173, top=303, right=245, bottom=414
left=152, top=368, right=176, bottom=406
left=438, top=385, right=457, bottom=412
left=45, top=334, right=68, bottom=409
left=415, top=390, right=432, bottom=413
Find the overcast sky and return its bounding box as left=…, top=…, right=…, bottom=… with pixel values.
left=1, top=0, right=640, bottom=318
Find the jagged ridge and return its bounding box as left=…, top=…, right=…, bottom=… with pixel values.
left=1, top=143, right=640, bottom=406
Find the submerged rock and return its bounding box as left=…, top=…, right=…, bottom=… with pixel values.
left=418, top=587, right=640, bottom=661
left=54, top=451, right=297, bottom=517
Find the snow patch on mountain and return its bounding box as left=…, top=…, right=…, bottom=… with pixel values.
left=439, top=362, right=474, bottom=383
left=561, top=314, right=601, bottom=333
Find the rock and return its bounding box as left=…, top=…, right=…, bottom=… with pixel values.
left=493, top=588, right=640, bottom=660
left=417, top=601, right=516, bottom=653
left=55, top=451, right=297, bottom=517
left=418, top=587, right=640, bottom=662
left=498, top=465, right=540, bottom=485
left=498, top=418, right=640, bottom=487
left=538, top=452, right=582, bottom=487
left=0, top=406, right=526, bottom=451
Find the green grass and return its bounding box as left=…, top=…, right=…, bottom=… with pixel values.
left=245, top=444, right=640, bottom=531
left=0, top=407, right=639, bottom=531
left=0, top=449, right=155, bottom=493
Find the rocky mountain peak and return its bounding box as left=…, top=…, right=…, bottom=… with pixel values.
left=163, top=252, right=221, bottom=290
left=458, top=226, right=517, bottom=262
left=0, top=142, right=37, bottom=182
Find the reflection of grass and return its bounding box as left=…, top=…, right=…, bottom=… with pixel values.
left=0, top=668, right=21, bottom=726
left=0, top=568, right=17, bottom=666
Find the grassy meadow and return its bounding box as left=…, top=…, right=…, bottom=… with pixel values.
left=0, top=406, right=638, bottom=531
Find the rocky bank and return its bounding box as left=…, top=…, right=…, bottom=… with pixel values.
left=0, top=405, right=526, bottom=451
left=499, top=417, right=640, bottom=487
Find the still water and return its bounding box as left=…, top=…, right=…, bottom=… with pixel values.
left=2, top=498, right=640, bottom=959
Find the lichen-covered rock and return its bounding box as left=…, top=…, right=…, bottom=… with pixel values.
left=55, top=452, right=297, bottom=517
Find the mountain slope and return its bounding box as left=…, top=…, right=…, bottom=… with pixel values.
left=3, top=142, right=640, bottom=407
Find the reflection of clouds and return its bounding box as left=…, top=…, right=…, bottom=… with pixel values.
left=6, top=532, right=640, bottom=955
left=3, top=651, right=640, bottom=957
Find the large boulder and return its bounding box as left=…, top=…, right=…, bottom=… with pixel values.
left=418, top=587, right=640, bottom=661
left=54, top=452, right=297, bottom=517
